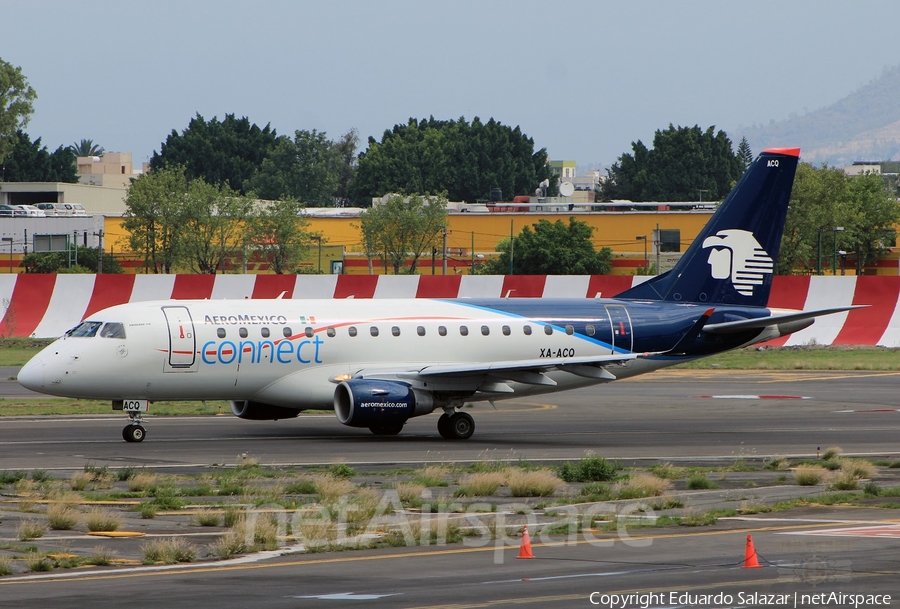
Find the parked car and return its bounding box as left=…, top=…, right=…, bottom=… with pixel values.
left=14, top=205, right=47, bottom=217
left=0, top=204, right=26, bottom=217
left=35, top=203, right=79, bottom=216
left=70, top=204, right=88, bottom=216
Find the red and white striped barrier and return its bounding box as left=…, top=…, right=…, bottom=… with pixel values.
left=0, top=274, right=896, bottom=345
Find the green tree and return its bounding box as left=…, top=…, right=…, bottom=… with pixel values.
left=1, top=131, right=77, bottom=182
left=0, top=58, right=37, bottom=164
left=737, top=136, right=753, bottom=171
left=150, top=113, right=278, bottom=194
left=245, top=198, right=313, bottom=274
left=244, top=129, right=341, bottom=206
left=844, top=170, right=900, bottom=272
left=122, top=166, right=189, bottom=273
left=68, top=139, right=105, bottom=157
left=178, top=180, right=253, bottom=274
left=22, top=247, right=121, bottom=274
left=350, top=116, right=553, bottom=203
left=357, top=193, right=448, bottom=274
left=601, top=125, right=743, bottom=202
left=478, top=217, right=612, bottom=275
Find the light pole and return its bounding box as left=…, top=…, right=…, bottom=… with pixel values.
left=1, top=237, right=11, bottom=273
left=832, top=227, right=844, bottom=275
left=636, top=235, right=648, bottom=271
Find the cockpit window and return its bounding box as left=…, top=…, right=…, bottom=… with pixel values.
left=100, top=322, right=127, bottom=339
left=68, top=321, right=103, bottom=338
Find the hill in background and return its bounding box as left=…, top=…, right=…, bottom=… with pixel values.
left=737, top=64, right=900, bottom=166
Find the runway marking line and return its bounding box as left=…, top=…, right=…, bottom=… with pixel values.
left=782, top=524, right=900, bottom=538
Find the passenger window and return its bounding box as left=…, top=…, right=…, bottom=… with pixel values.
left=523, top=325, right=532, bottom=336
left=370, top=326, right=379, bottom=337
left=438, top=326, right=447, bottom=336
left=348, top=326, right=358, bottom=337
left=304, top=327, right=314, bottom=338
left=326, top=327, right=336, bottom=338
left=481, top=325, right=490, bottom=336
left=417, top=326, right=426, bottom=336
left=239, top=327, right=248, bottom=338
left=502, top=325, right=511, bottom=336
left=100, top=322, right=126, bottom=339
left=68, top=321, right=103, bottom=337
left=217, top=328, right=226, bottom=338
left=459, top=325, right=468, bottom=336
left=565, top=325, right=574, bottom=336
left=586, top=324, right=595, bottom=337
left=261, top=327, right=270, bottom=338
left=544, top=325, right=553, bottom=336
left=283, top=327, right=292, bottom=337
left=391, top=326, right=400, bottom=337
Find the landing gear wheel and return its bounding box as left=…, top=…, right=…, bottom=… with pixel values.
left=438, top=412, right=474, bottom=440
left=369, top=422, right=404, bottom=436
left=123, top=424, right=146, bottom=443
left=437, top=413, right=454, bottom=439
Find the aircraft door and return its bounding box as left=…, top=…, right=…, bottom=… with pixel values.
left=605, top=304, right=633, bottom=353
left=162, top=306, right=198, bottom=372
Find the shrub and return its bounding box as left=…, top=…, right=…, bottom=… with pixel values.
left=69, top=471, right=93, bottom=491
left=648, top=462, right=686, bottom=479
left=196, top=510, right=221, bottom=527
left=821, top=446, right=843, bottom=461
left=30, top=469, right=51, bottom=482
left=141, top=537, right=196, bottom=564
left=0, top=556, right=12, bottom=576
left=794, top=465, right=829, bottom=486
left=839, top=458, right=876, bottom=480
left=506, top=469, right=563, bottom=497
left=209, top=527, right=251, bottom=559
left=455, top=472, right=505, bottom=497
left=85, top=509, right=121, bottom=532
left=329, top=463, right=356, bottom=478
left=396, top=482, right=426, bottom=505
left=128, top=473, right=158, bottom=493
left=17, top=519, right=47, bottom=541
left=90, top=545, right=116, bottom=566
left=558, top=456, right=617, bottom=483
left=764, top=456, right=790, bottom=471
left=138, top=502, right=157, bottom=519
left=284, top=479, right=317, bottom=495
left=579, top=482, right=612, bottom=501
left=614, top=474, right=671, bottom=499
left=314, top=475, right=354, bottom=504
left=830, top=471, right=860, bottom=491
left=47, top=504, right=80, bottom=530
left=412, top=466, right=450, bottom=487
left=686, top=474, right=718, bottom=490
left=26, top=552, right=53, bottom=572
left=0, top=471, right=26, bottom=485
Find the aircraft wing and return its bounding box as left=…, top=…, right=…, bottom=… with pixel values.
left=354, top=352, right=647, bottom=388
left=702, top=305, right=866, bottom=334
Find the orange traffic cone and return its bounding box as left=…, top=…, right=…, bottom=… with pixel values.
left=743, top=534, right=761, bottom=568
left=517, top=525, right=534, bottom=559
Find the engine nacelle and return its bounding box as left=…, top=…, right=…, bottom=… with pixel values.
left=229, top=400, right=301, bottom=421
left=334, top=379, right=434, bottom=428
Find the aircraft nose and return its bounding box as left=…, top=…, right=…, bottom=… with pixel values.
left=17, top=356, right=45, bottom=391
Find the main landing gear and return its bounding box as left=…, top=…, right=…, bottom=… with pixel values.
left=437, top=411, right=474, bottom=440
left=123, top=412, right=146, bottom=443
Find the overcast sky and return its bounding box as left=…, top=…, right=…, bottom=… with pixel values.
left=4, top=0, right=900, bottom=172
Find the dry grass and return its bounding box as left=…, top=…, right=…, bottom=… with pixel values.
left=141, top=537, right=196, bottom=564
left=47, top=503, right=80, bottom=530
left=345, top=487, right=381, bottom=524
left=0, top=556, right=12, bottom=576
left=794, top=465, right=829, bottom=486
left=84, top=508, right=122, bottom=532
left=314, top=475, right=354, bottom=504
left=455, top=472, right=505, bottom=497
left=296, top=514, right=336, bottom=548
left=821, top=446, right=844, bottom=461
left=614, top=473, right=671, bottom=499
left=128, top=473, right=159, bottom=493
left=17, top=519, right=47, bottom=541
left=839, top=458, right=877, bottom=480
left=196, top=510, right=222, bottom=527
left=506, top=469, right=563, bottom=497
left=69, top=471, right=93, bottom=491
left=412, top=465, right=451, bottom=487
left=396, top=482, right=426, bottom=505
left=90, top=545, right=117, bottom=566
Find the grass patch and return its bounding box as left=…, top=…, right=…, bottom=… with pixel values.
left=17, top=520, right=47, bottom=541
left=686, top=474, right=718, bottom=490
left=411, top=465, right=451, bottom=487
left=84, top=509, right=121, bottom=532
left=794, top=465, right=829, bottom=486
left=142, top=537, right=197, bottom=564
left=455, top=472, right=505, bottom=497
left=673, top=346, right=900, bottom=371
left=0, top=556, right=12, bottom=576
left=90, top=545, right=117, bottom=566
left=558, top=455, right=618, bottom=483
left=614, top=473, right=671, bottom=499
left=506, top=469, right=562, bottom=497
left=47, top=504, right=80, bottom=530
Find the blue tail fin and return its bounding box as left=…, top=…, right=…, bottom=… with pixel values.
left=617, top=147, right=800, bottom=307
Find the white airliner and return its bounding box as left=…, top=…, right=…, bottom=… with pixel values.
left=17, top=148, right=857, bottom=442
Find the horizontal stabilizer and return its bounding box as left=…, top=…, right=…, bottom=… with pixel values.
left=703, top=306, right=866, bottom=334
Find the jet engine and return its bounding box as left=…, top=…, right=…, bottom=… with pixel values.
left=229, top=400, right=301, bottom=421
left=334, top=379, right=434, bottom=428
